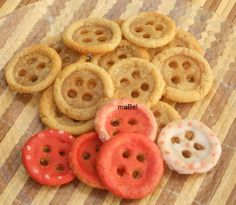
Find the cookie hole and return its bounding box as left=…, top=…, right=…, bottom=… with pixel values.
left=80, top=30, right=89, bottom=34
left=59, top=150, right=66, bottom=156
left=131, top=71, right=140, bottom=79
left=141, top=83, right=149, bottom=91
left=18, top=69, right=27, bottom=77
left=40, top=158, right=49, bottom=166
left=136, top=154, right=145, bottom=162
left=132, top=169, right=142, bottom=179
left=68, top=89, right=77, bottom=98
left=82, top=38, right=93, bottom=43
left=117, top=167, right=125, bottom=177
left=131, top=90, right=139, bottom=98
left=107, top=60, right=114, bottom=67
left=169, top=61, right=178, bottom=69
left=56, top=164, right=64, bottom=172
left=111, top=119, right=120, bottom=127
left=135, top=27, right=143, bottom=33
left=76, top=78, right=83, bottom=87
left=128, top=119, right=137, bottom=125
left=95, top=145, right=100, bottom=152
left=153, top=111, right=161, bottom=117
left=182, top=150, right=191, bottom=158
left=63, top=57, right=70, bottom=63
left=122, top=149, right=130, bottom=158
left=112, top=130, right=119, bottom=136
left=95, top=30, right=103, bottom=35
left=82, top=152, right=91, bottom=160
left=82, top=93, right=92, bottom=101
left=87, top=79, right=96, bottom=89
left=72, top=119, right=80, bottom=123
left=27, top=58, right=36, bottom=65
left=187, top=75, right=195, bottom=83
left=120, top=78, right=129, bottom=86
left=171, top=76, right=180, bottom=84
left=55, top=109, right=63, bottom=118
left=29, top=75, right=38, bottom=82
left=43, top=145, right=51, bottom=153
left=37, top=62, right=46, bottom=70
left=182, top=61, right=191, bottom=70
left=194, top=143, right=205, bottom=150
left=185, top=131, right=194, bottom=140
left=143, top=33, right=151, bottom=38
left=146, top=21, right=154, bottom=25
left=155, top=24, right=164, bottom=31
left=118, top=54, right=127, bottom=59
left=171, top=136, right=180, bottom=144
left=97, top=36, right=107, bottom=42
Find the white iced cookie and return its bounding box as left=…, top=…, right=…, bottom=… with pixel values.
left=157, top=119, right=221, bottom=174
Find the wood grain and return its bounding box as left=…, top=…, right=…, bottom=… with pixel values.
left=0, top=0, right=235, bottom=205
left=0, top=0, right=236, bottom=22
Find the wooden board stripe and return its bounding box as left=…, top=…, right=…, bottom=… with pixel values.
left=0, top=0, right=235, bottom=204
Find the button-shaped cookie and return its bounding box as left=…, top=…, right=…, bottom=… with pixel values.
left=108, top=57, right=165, bottom=107
left=157, top=119, right=221, bottom=174
left=63, top=17, right=122, bottom=54
left=149, top=29, right=203, bottom=60
left=151, top=101, right=181, bottom=131
left=152, top=47, right=213, bottom=102
left=39, top=87, right=94, bottom=135
left=122, top=12, right=176, bottom=48
left=53, top=62, right=114, bottom=120
left=42, top=35, right=99, bottom=68
left=97, top=39, right=150, bottom=71
left=5, top=45, right=62, bottom=93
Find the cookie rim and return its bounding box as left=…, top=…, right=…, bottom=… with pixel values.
left=63, top=17, right=122, bottom=54
left=5, top=44, right=62, bottom=93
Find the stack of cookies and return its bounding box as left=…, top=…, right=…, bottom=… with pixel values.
left=5, top=12, right=213, bottom=135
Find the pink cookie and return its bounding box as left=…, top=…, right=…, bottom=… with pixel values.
left=157, top=119, right=221, bottom=174
left=95, top=98, right=157, bottom=142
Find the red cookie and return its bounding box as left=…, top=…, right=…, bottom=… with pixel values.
left=95, top=98, right=157, bottom=142
left=22, top=129, right=75, bottom=186
left=69, top=132, right=104, bottom=189
left=96, top=132, right=164, bottom=199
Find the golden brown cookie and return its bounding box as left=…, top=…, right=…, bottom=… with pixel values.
left=5, top=45, right=62, bottom=93
left=39, top=87, right=94, bottom=135
left=108, top=57, right=165, bottom=107
left=41, top=35, right=99, bottom=68
left=63, top=17, right=122, bottom=54
left=122, top=12, right=176, bottom=48
left=149, top=29, right=203, bottom=59
left=151, top=101, right=181, bottom=131
left=152, top=48, right=213, bottom=102
left=53, top=62, right=114, bottom=120
left=97, top=39, right=150, bottom=71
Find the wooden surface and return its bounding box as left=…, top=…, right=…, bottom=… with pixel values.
left=0, top=0, right=236, bottom=205
left=0, top=0, right=236, bottom=22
